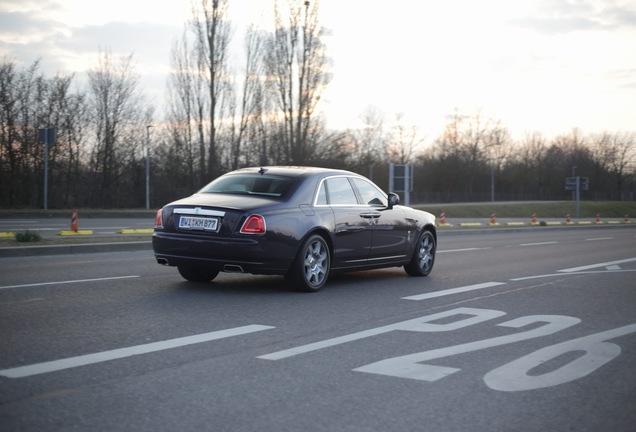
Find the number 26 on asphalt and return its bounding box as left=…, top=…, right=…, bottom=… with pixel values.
left=353, top=307, right=636, bottom=391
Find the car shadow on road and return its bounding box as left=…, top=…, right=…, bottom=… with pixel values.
left=171, top=267, right=411, bottom=296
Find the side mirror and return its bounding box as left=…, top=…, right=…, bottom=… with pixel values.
left=387, top=192, right=400, bottom=209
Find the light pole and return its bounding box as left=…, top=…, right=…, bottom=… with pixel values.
left=146, top=125, right=153, bottom=210
left=571, top=166, right=577, bottom=202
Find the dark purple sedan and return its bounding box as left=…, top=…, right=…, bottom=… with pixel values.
left=153, top=166, right=436, bottom=292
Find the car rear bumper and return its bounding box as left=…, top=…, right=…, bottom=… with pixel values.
left=152, top=232, right=292, bottom=275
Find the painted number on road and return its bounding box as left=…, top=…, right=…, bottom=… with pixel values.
left=260, top=307, right=636, bottom=392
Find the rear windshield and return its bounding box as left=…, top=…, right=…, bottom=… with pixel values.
left=198, top=174, right=295, bottom=198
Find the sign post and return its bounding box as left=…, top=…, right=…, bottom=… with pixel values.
left=389, top=163, right=413, bottom=205
left=565, top=176, right=588, bottom=218
left=38, top=128, right=57, bottom=210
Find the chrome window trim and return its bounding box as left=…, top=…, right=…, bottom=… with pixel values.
left=313, top=175, right=388, bottom=207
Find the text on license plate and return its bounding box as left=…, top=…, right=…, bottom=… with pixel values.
left=178, top=216, right=219, bottom=231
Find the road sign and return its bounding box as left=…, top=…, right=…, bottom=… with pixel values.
left=389, top=163, right=413, bottom=205
left=580, top=177, right=589, bottom=191
left=565, top=177, right=589, bottom=191
left=565, top=177, right=577, bottom=185
left=38, top=128, right=56, bottom=146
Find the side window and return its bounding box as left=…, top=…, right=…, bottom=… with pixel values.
left=326, top=177, right=358, bottom=205
left=351, top=178, right=388, bottom=207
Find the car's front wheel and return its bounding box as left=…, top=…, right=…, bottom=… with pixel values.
left=286, top=234, right=331, bottom=292
left=177, top=266, right=219, bottom=283
left=404, top=229, right=436, bottom=276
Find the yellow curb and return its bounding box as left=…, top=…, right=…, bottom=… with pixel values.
left=0, top=232, right=16, bottom=238
left=607, top=221, right=621, bottom=225
left=117, top=228, right=154, bottom=234
left=546, top=222, right=562, bottom=225
left=459, top=223, right=482, bottom=227
left=437, top=223, right=454, bottom=227
left=578, top=221, right=592, bottom=225
left=506, top=222, right=525, bottom=226
left=58, top=230, right=94, bottom=236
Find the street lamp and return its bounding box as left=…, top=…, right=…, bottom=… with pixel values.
left=146, top=125, right=153, bottom=210
left=572, top=166, right=577, bottom=202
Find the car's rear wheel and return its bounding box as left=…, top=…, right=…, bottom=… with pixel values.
left=404, top=229, right=436, bottom=276
left=286, top=234, right=330, bottom=292
left=177, top=266, right=219, bottom=283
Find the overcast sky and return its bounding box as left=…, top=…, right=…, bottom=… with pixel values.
left=1, top=0, right=635, bottom=142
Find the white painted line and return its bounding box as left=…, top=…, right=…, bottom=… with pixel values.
left=511, top=269, right=636, bottom=281
left=519, top=241, right=558, bottom=247
left=585, top=237, right=613, bottom=241
left=0, top=276, right=140, bottom=290
left=259, top=308, right=506, bottom=361
left=0, top=325, right=275, bottom=378
left=559, top=257, right=636, bottom=273
left=259, top=325, right=400, bottom=361
left=402, top=282, right=507, bottom=301
left=438, top=248, right=489, bottom=253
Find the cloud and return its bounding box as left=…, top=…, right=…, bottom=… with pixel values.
left=510, top=0, right=636, bottom=34
left=607, top=68, right=636, bottom=90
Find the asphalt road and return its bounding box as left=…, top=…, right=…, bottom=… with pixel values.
left=1, top=227, right=635, bottom=431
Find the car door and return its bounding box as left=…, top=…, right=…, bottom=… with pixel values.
left=350, top=177, right=410, bottom=263
left=319, top=176, right=374, bottom=269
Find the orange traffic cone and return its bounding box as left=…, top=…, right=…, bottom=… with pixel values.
left=490, top=211, right=497, bottom=225
left=71, top=209, right=79, bottom=232
left=595, top=213, right=602, bottom=224
left=531, top=212, right=537, bottom=225
left=566, top=213, right=571, bottom=224
left=440, top=211, right=446, bottom=225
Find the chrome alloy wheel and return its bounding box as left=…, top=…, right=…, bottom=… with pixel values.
left=416, top=231, right=435, bottom=273
left=303, top=238, right=329, bottom=287
left=405, top=230, right=436, bottom=276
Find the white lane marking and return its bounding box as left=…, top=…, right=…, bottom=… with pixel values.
left=438, top=248, right=489, bottom=253
left=259, top=325, right=401, bottom=361
left=511, top=269, right=636, bottom=281
left=0, top=325, right=275, bottom=378
left=258, top=308, right=503, bottom=361
left=401, top=282, right=507, bottom=301
left=559, top=257, right=636, bottom=273
left=586, top=237, right=613, bottom=241
left=0, top=298, right=45, bottom=305
left=0, top=276, right=140, bottom=290
left=519, top=241, right=558, bottom=246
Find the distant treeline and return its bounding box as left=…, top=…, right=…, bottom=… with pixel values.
left=1, top=0, right=634, bottom=209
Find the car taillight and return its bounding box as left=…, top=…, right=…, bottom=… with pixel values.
left=154, top=209, right=163, bottom=228
left=240, top=214, right=266, bottom=234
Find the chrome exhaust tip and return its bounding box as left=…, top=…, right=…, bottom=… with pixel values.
left=223, top=264, right=244, bottom=273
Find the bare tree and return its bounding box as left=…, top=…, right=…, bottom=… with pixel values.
left=191, top=0, right=232, bottom=180
left=265, top=0, right=331, bottom=164
left=386, top=113, right=425, bottom=164
left=166, top=28, right=200, bottom=192
left=605, top=132, right=636, bottom=200
left=87, top=49, right=148, bottom=207
left=512, top=132, right=549, bottom=199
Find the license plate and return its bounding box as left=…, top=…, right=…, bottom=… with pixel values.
left=178, top=216, right=219, bottom=232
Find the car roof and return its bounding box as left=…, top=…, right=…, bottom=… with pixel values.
left=229, top=166, right=357, bottom=178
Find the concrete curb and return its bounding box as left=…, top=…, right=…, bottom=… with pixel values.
left=0, top=241, right=152, bottom=258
